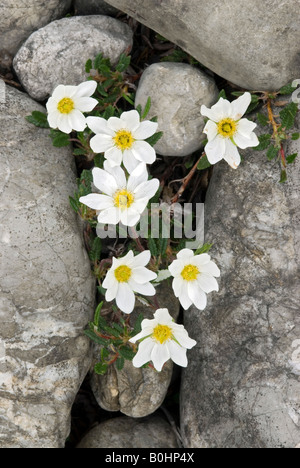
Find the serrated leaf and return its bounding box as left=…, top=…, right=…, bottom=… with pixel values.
left=286, top=153, right=298, bottom=164
left=94, top=362, right=108, bottom=375
left=279, top=83, right=298, bottom=95
left=50, top=129, right=70, bottom=147
left=146, top=131, right=163, bottom=147
left=279, top=102, right=298, bottom=130
left=266, top=145, right=279, bottom=161
left=254, top=134, right=272, bottom=151
left=292, top=133, right=300, bottom=140
left=112, top=322, right=124, bottom=334
left=85, top=59, right=93, bottom=73
left=26, top=111, right=49, bottom=128
left=118, top=346, right=135, bottom=361
left=197, top=154, right=211, bottom=170
left=257, top=113, right=269, bottom=127
left=148, top=237, right=158, bottom=257
left=94, top=301, right=104, bottom=328
left=116, top=356, right=125, bottom=371
left=69, top=196, right=79, bottom=213
left=84, top=329, right=108, bottom=346
left=116, top=53, right=131, bottom=73
left=89, top=237, right=102, bottom=262
left=142, top=97, right=152, bottom=119
left=279, top=169, right=287, bottom=183
left=73, top=148, right=87, bottom=156
left=218, top=89, right=227, bottom=100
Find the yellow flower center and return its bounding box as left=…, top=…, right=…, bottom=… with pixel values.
left=181, top=264, right=199, bottom=282
left=114, top=189, right=135, bottom=210
left=114, top=265, right=132, bottom=283
left=57, top=97, right=75, bottom=114
left=152, top=324, right=173, bottom=344
left=114, top=130, right=134, bottom=150
left=217, top=118, right=237, bottom=138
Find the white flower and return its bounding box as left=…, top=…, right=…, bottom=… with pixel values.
left=46, top=81, right=98, bottom=134
left=168, top=248, right=220, bottom=311
left=129, top=308, right=196, bottom=372
left=79, top=162, right=159, bottom=227
left=86, top=110, right=158, bottom=173
left=102, top=250, right=157, bottom=314
left=201, top=92, right=259, bottom=169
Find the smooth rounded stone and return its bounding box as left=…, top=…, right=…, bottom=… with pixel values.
left=135, top=62, right=218, bottom=157
left=74, top=0, right=119, bottom=16
left=13, top=16, right=133, bottom=101
left=77, top=415, right=179, bottom=448
left=180, top=114, right=300, bottom=448
left=0, top=81, right=95, bottom=448
left=0, top=0, right=72, bottom=64
left=91, top=282, right=180, bottom=417
left=105, top=0, right=300, bottom=91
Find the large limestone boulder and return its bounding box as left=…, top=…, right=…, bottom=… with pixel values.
left=13, top=16, right=133, bottom=101
left=104, top=0, right=300, bottom=91
left=0, top=81, right=95, bottom=448
left=0, top=0, right=71, bottom=62
left=180, top=115, right=300, bottom=448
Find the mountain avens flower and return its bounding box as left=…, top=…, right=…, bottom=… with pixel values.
left=168, top=248, right=220, bottom=311
left=201, top=92, right=259, bottom=169
left=86, top=110, right=158, bottom=173
left=102, top=250, right=157, bottom=314
left=46, top=81, right=98, bottom=134
left=79, top=162, right=159, bottom=227
left=130, top=308, right=197, bottom=371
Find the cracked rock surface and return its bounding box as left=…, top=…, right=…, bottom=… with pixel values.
left=0, top=81, right=95, bottom=448
left=180, top=115, right=300, bottom=448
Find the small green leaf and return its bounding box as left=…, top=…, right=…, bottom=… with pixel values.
left=73, top=148, right=87, bottom=156
left=50, top=129, right=70, bottom=147
left=254, top=134, right=272, bottom=151
left=266, top=145, right=279, bottom=161
left=69, top=196, right=79, bottom=213
left=257, top=113, right=269, bottom=127
left=119, top=346, right=135, bottom=361
left=146, top=131, right=163, bottom=147
left=116, top=53, right=131, bottom=73
left=89, top=237, right=102, bottom=262
left=292, top=132, right=300, bottom=140
left=279, top=169, right=287, bottom=183
left=85, top=59, right=93, bottom=73
left=136, top=104, right=142, bottom=118
left=286, top=153, right=298, bottom=164
left=84, top=329, right=108, bottom=346
left=279, top=102, right=298, bottom=130
left=197, top=154, right=211, bottom=170
left=195, top=243, right=213, bottom=255
left=132, top=314, right=144, bottom=336
left=148, top=237, right=158, bottom=257
left=158, top=237, right=168, bottom=256
left=142, top=97, right=152, bottom=120
left=279, top=83, right=298, bottom=95
left=26, top=111, right=49, bottom=128
left=218, top=89, right=227, bottom=100
left=116, top=356, right=125, bottom=371
left=94, top=362, right=108, bottom=375
left=94, top=301, right=104, bottom=328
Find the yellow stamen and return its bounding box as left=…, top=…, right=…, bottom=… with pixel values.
left=57, top=97, right=75, bottom=114
left=114, top=265, right=132, bottom=283
left=152, top=324, right=173, bottom=344
left=181, top=264, right=199, bottom=282
left=114, top=189, right=134, bottom=210
left=217, top=118, right=237, bottom=138
left=114, top=129, right=134, bottom=150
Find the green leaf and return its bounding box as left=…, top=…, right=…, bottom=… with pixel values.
left=142, top=97, right=152, bottom=120
left=266, top=145, right=279, bottom=161
left=93, top=301, right=104, bottom=329
left=195, top=243, right=213, bottom=255
left=148, top=237, right=158, bottom=257
left=132, top=314, right=144, bottom=336
left=231, top=91, right=244, bottom=97
left=158, top=237, right=168, bottom=256
left=84, top=329, right=108, bottom=346
left=118, top=346, right=135, bottom=361
left=197, top=154, right=211, bottom=170
left=116, top=356, right=125, bottom=371
left=102, top=105, right=116, bottom=120
left=279, top=169, right=287, bottom=183
left=292, top=132, right=300, bottom=140
left=112, top=322, right=124, bottom=334
left=279, top=102, right=298, bottom=130
left=85, top=59, right=93, bottom=74
left=50, top=129, right=70, bottom=147
left=94, top=362, right=108, bottom=375
left=254, top=134, right=272, bottom=151
left=89, top=237, right=102, bottom=262
left=136, top=104, right=142, bottom=118
left=73, top=148, right=87, bottom=156
left=286, top=153, right=298, bottom=164
left=279, top=83, right=298, bottom=95
left=69, top=196, right=79, bottom=213
left=257, top=113, right=269, bottom=127
left=116, top=53, right=131, bottom=73
left=145, top=131, right=163, bottom=147
left=26, top=111, right=49, bottom=128
left=218, top=89, right=227, bottom=100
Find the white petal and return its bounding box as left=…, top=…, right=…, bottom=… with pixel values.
left=56, top=113, right=72, bottom=134
left=64, top=85, right=78, bottom=98
left=167, top=340, right=188, bottom=367
left=177, top=249, right=194, bottom=260
left=172, top=326, right=197, bottom=349
left=127, top=163, right=149, bottom=192
left=193, top=254, right=212, bottom=267
left=168, top=259, right=186, bottom=277
left=132, top=338, right=155, bottom=367
left=197, top=273, right=219, bottom=293
left=47, top=111, right=59, bottom=129
left=204, top=136, right=226, bottom=165
left=46, top=97, right=58, bottom=113
left=203, top=120, right=218, bottom=141
left=172, top=276, right=183, bottom=297
left=178, top=288, right=193, bottom=310
left=105, top=146, right=123, bottom=166
left=120, top=208, right=141, bottom=227
left=75, top=80, right=97, bottom=97
left=68, top=109, right=87, bottom=132
left=90, top=134, right=114, bottom=153
left=92, top=167, right=118, bottom=196
left=104, top=164, right=126, bottom=188
left=123, top=150, right=140, bottom=174
left=223, top=139, right=241, bottom=169
left=131, top=141, right=156, bottom=164
left=131, top=266, right=157, bottom=284
left=120, top=110, right=141, bottom=131
left=153, top=308, right=173, bottom=325
left=86, top=116, right=114, bottom=136
left=233, top=130, right=258, bottom=149
left=187, top=282, right=207, bottom=310
left=105, top=278, right=119, bottom=302
left=116, top=282, right=135, bottom=314
left=128, top=279, right=156, bottom=296
left=79, top=193, right=112, bottom=210
left=231, top=92, right=252, bottom=120
left=151, top=343, right=170, bottom=372
left=74, top=97, right=98, bottom=113
left=247, top=132, right=259, bottom=147
left=237, top=118, right=257, bottom=137
left=97, top=207, right=120, bottom=225
left=134, top=178, right=159, bottom=201
left=132, top=120, right=158, bottom=139
left=129, top=326, right=154, bottom=344
left=107, top=116, right=124, bottom=132
left=201, top=98, right=232, bottom=122
left=129, top=250, right=151, bottom=268
left=52, top=85, right=67, bottom=101
left=200, top=261, right=221, bottom=277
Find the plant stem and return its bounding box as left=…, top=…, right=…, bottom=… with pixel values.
left=171, top=152, right=205, bottom=204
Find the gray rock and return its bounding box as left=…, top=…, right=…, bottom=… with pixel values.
left=77, top=415, right=179, bottom=448
left=74, top=0, right=119, bottom=16
left=104, top=0, right=300, bottom=91
left=91, top=282, right=180, bottom=417
left=0, top=81, right=95, bottom=448
left=13, top=16, right=133, bottom=101
left=0, top=0, right=72, bottom=61
left=180, top=114, right=300, bottom=448
left=135, top=62, right=218, bottom=157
